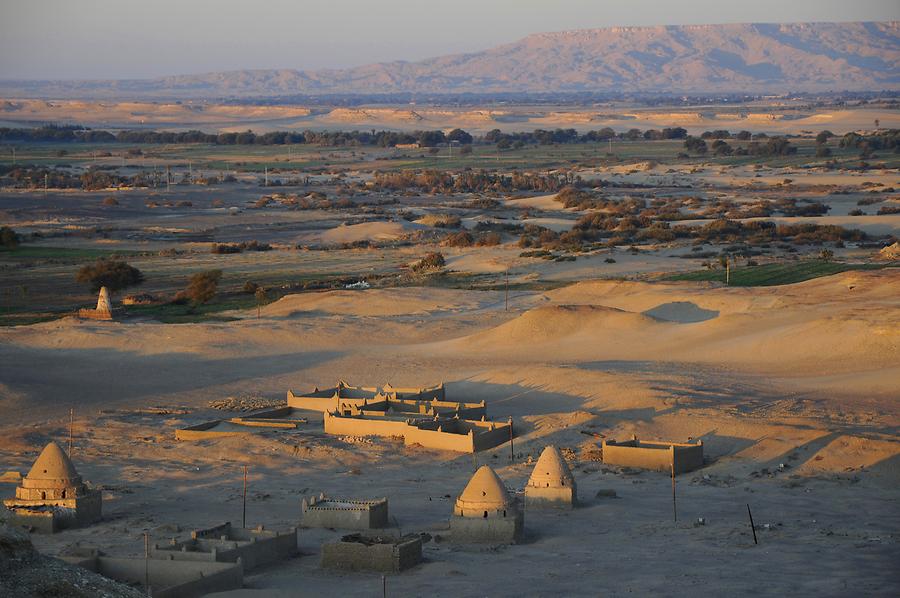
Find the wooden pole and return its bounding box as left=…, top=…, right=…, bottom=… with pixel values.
left=505, top=267, right=509, bottom=311
left=671, top=461, right=677, bottom=523
left=68, top=408, right=74, bottom=455
left=144, top=530, right=150, bottom=594
left=382, top=574, right=386, bottom=598
left=747, top=503, right=758, bottom=545
left=508, top=416, right=514, bottom=462
left=242, top=466, right=248, bottom=528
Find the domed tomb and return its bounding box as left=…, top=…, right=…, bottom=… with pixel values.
left=525, top=445, right=577, bottom=508
left=454, top=465, right=516, bottom=518
left=4, top=441, right=102, bottom=532
left=450, top=466, right=523, bottom=543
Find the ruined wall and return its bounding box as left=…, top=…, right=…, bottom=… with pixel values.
left=151, top=525, right=297, bottom=571
left=449, top=512, right=524, bottom=544
left=175, top=421, right=246, bottom=441
left=601, top=439, right=704, bottom=474
left=5, top=509, right=57, bottom=533
left=321, top=535, right=422, bottom=572
left=4, top=491, right=101, bottom=532
left=64, top=556, right=243, bottom=598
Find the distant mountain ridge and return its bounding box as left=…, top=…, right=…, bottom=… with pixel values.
left=1, top=21, right=897, bottom=99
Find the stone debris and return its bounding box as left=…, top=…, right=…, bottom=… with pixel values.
left=208, top=395, right=282, bottom=412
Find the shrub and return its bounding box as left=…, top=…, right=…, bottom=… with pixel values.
left=185, top=270, right=222, bottom=305
left=476, top=232, right=502, bottom=246
left=243, top=281, right=259, bottom=294
left=0, top=226, right=20, bottom=249
left=413, top=252, right=445, bottom=272
left=444, top=231, right=474, bottom=247
left=75, top=259, right=144, bottom=292
left=101, top=196, right=119, bottom=206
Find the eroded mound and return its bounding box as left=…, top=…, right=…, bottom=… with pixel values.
left=0, top=525, right=144, bottom=598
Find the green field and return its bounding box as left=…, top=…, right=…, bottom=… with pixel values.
left=665, top=260, right=897, bottom=286
left=0, top=246, right=141, bottom=262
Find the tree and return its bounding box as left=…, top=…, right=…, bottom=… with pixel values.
left=815, top=130, right=834, bottom=145
left=459, top=145, right=473, bottom=155
left=816, top=145, right=832, bottom=158
left=820, top=248, right=834, bottom=261
left=255, top=286, right=268, bottom=319
left=684, top=136, right=708, bottom=155
left=185, top=270, right=222, bottom=305
left=0, top=226, right=20, bottom=249
left=75, top=259, right=144, bottom=292
left=447, top=128, right=473, bottom=144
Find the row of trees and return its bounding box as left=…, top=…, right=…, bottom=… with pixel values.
left=8, top=124, right=888, bottom=149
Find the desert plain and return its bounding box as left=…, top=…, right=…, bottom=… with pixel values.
left=1, top=99, right=899, bottom=597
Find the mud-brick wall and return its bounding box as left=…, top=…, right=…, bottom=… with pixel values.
left=303, top=501, right=388, bottom=530
left=321, top=537, right=422, bottom=572
left=65, top=556, right=243, bottom=598
left=525, top=485, right=576, bottom=508
left=450, top=512, right=523, bottom=544
left=601, top=441, right=704, bottom=474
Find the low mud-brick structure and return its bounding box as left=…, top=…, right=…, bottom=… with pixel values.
left=301, top=494, right=389, bottom=530
left=321, top=533, right=423, bottom=573
left=3, top=441, right=102, bottom=533
left=601, top=436, right=704, bottom=474
left=526, top=445, right=577, bottom=508
left=450, top=465, right=523, bottom=544
left=150, top=522, right=298, bottom=571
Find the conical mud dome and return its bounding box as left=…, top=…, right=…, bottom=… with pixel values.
left=22, top=441, right=81, bottom=488
left=454, top=465, right=514, bottom=517
left=527, top=445, right=574, bottom=488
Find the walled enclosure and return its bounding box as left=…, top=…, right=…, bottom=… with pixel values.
left=323, top=409, right=511, bottom=453
left=287, top=380, right=452, bottom=413
left=63, top=553, right=243, bottom=598
left=302, top=494, right=389, bottom=530
left=601, top=436, right=704, bottom=474
left=450, top=466, right=523, bottom=544
left=150, top=522, right=298, bottom=571
left=3, top=441, right=102, bottom=533
left=321, top=533, right=423, bottom=573
left=175, top=406, right=308, bottom=441
left=526, top=445, right=577, bottom=508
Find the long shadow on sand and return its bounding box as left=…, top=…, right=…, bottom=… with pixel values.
left=0, top=346, right=343, bottom=423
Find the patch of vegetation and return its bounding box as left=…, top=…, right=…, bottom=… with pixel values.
left=665, top=260, right=895, bottom=286
left=75, top=259, right=144, bottom=292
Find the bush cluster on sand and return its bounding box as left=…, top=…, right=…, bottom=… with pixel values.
left=75, top=259, right=144, bottom=292
left=412, top=252, right=446, bottom=272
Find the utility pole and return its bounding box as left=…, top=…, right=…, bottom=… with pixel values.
left=264, top=167, right=268, bottom=187
left=144, top=530, right=150, bottom=594
left=68, top=408, right=74, bottom=455
left=504, top=267, right=509, bottom=311
left=242, top=465, right=248, bottom=528
left=166, top=166, right=170, bottom=193
left=726, top=256, right=731, bottom=285
left=508, top=416, right=514, bottom=462
left=189, top=161, right=192, bottom=184
left=671, top=461, right=677, bottom=523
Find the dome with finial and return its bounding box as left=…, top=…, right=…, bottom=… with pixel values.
left=527, top=445, right=574, bottom=489
left=454, top=465, right=515, bottom=517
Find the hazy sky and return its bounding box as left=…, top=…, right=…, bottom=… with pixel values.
left=1, top=0, right=898, bottom=80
